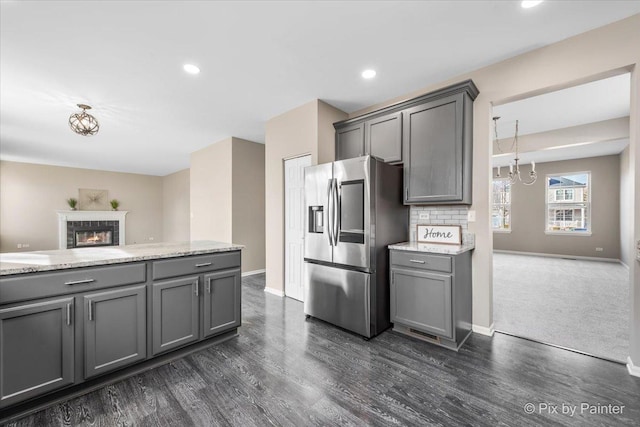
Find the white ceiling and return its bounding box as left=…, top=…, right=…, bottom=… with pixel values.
left=2, top=1, right=640, bottom=176
left=492, top=73, right=631, bottom=166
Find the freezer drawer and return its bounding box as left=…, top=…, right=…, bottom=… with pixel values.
left=303, top=262, right=371, bottom=337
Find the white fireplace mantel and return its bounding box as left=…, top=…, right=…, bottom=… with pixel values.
left=57, top=210, right=128, bottom=249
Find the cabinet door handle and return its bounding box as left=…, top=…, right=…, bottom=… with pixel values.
left=195, top=281, right=199, bottom=297
left=88, top=301, right=94, bottom=321
left=195, top=262, right=212, bottom=268
left=206, top=278, right=211, bottom=294
left=409, top=259, right=425, bottom=264
left=66, top=303, right=72, bottom=326
left=65, top=278, right=95, bottom=286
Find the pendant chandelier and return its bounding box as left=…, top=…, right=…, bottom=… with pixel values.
left=69, top=104, right=100, bottom=136
left=493, top=116, right=536, bottom=185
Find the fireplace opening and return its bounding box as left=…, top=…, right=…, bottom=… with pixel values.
left=67, top=221, right=119, bottom=248
left=74, top=228, right=114, bottom=247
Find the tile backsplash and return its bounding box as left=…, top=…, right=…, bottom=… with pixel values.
left=409, top=206, right=474, bottom=245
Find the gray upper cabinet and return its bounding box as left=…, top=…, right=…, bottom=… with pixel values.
left=365, top=112, right=402, bottom=164
left=403, top=93, right=470, bottom=204
left=152, top=276, right=200, bottom=355
left=334, top=80, right=477, bottom=203
left=203, top=269, right=241, bottom=338
left=0, top=297, right=74, bottom=408
left=336, top=123, right=365, bottom=161
left=84, top=285, right=146, bottom=379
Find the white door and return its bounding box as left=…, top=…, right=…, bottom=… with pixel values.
left=285, top=155, right=311, bottom=301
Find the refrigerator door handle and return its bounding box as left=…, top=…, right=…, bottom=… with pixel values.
left=327, top=178, right=334, bottom=246
left=333, top=179, right=340, bottom=246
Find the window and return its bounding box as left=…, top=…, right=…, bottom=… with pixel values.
left=492, top=178, right=511, bottom=231
left=546, top=172, right=590, bottom=234
left=553, top=189, right=574, bottom=201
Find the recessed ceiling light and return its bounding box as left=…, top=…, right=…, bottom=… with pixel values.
left=361, top=69, right=376, bottom=79
left=183, top=64, right=200, bottom=75
left=521, top=0, right=543, bottom=8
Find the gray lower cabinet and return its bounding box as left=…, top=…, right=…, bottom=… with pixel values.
left=0, top=297, right=74, bottom=408
left=152, top=276, right=200, bottom=355
left=391, top=268, right=452, bottom=338
left=84, top=285, right=146, bottom=379
left=390, top=249, right=472, bottom=351
left=0, top=250, right=242, bottom=414
left=336, top=123, right=365, bottom=161
left=203, top=269, right=241, bottom=338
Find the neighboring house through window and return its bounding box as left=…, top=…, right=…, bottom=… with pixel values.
left=492, top=178, right=511, bottom=232
left=546, top=172, right=590, bottom=234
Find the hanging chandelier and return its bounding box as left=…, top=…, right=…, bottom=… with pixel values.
left=493, top=116, right=536, bottom=185
left=69, top=104, right=100, bottom=136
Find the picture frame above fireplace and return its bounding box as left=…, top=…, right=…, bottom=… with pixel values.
left=78, top=188, right=109, bottom=211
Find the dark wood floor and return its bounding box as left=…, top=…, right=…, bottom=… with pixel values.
left=6, top=273, right=640, bottom=426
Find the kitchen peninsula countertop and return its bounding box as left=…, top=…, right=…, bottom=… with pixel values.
left=388, top=241, right=475, bottom=255
left=0, top=240, right=244, bottom=276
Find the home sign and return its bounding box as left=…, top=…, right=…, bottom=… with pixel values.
left=417, top=225, right=462, bottom=245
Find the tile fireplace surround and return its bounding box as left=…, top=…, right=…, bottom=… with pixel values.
left=57, top=210, right=127, bottom=249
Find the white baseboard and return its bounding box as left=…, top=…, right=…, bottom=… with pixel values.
left=493, top=249, right=621, bottom=264
left=242, top=269, right=266, bottom=277
left=472, top=323, right=495, bottom=336
left=628, top=357, right=640, bottom=378
left=264, top=287, right=284, bottom=297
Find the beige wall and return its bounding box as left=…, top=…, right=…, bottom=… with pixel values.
left=318, top=100, right=348, bottom=164
left=327, top=14, right=640, bottom=361
left=264, top=100, right=347, bottom=294
left=232, top=138, right=266, bottom=273
left=0, top=160, right=163, bottom=252
left=494, top=155, right=621, bottom=259
left=190, top=138, right=233, bottom=242
left=190, top=137, right=266, bottom=274
left=162, top=168, right=190, bottom=242
left=620, top=145, right=632, bottom=266
left=631, top=59, right=640, bottom=370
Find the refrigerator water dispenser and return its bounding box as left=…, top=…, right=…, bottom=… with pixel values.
left=309, top=206, right=324, bottom=233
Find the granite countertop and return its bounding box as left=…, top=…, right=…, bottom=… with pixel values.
left=388, top=241, right=475, bottom=255
left=0, top=240, right=244, bottom=276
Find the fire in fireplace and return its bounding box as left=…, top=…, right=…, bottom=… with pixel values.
left=75, top=229, right=113, bottom=247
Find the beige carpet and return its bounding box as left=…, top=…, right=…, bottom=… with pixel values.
left=493, top=252, right=630, bottom=363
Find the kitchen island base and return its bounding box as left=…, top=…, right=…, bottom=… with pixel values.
left=0, top=241, right=243, bottom=422
left=0, top=329, right=238, bottom=425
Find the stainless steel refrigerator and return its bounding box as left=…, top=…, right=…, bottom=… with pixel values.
left=303, top=155, right=408, bottom=338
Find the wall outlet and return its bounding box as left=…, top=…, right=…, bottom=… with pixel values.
left=418, top=212, right=430, bottom=221
left=148, top=237, right=154, bottom=241
left=23, top=243, right=29, bottom=248
left=595, top=247, right=603, bottom=252
left=17, top=244, right=22, bottom=249
left=467, top=210, right=476, bottom=222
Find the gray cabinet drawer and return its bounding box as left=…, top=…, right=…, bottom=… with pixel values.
left=0, top=263, right=146, bottom=305
left=390, top=251, right=452, bottom=273
left=152, top=252, right=240, bottom=280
